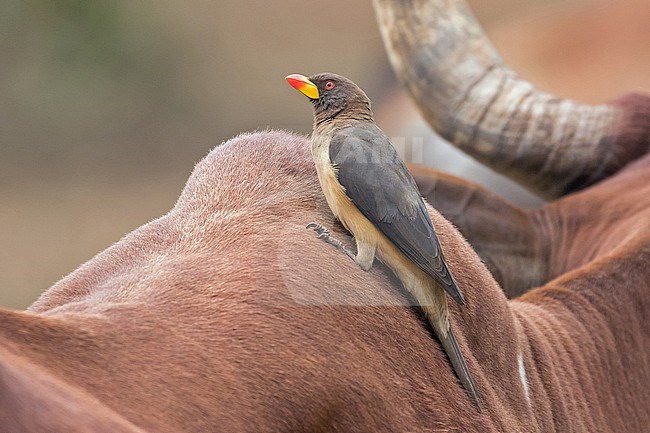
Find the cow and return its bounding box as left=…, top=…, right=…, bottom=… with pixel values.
left=1, top=0, right=648, bottom=432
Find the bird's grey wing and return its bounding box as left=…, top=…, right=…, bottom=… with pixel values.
left=330, top=125, right=465, bottom=305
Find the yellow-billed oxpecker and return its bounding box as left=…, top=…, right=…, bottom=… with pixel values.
left=285, top=72, right=481, bottom=409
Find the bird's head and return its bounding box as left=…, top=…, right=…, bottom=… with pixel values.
left=285, top=73, right=373, bottom=124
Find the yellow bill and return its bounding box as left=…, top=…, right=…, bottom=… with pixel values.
left=285, top=74, right=320, bottom=99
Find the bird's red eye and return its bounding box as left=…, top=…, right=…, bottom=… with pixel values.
left=324, top=80, right=335, bottom=90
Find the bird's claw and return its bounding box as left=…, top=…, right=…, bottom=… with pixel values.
left=307, top=222, right=329, bottom=236
left=307, top=222, right=335, bottom=244
left=306, top=222, right=355, bottom=260
left=307, top=223, right=337, bottom=244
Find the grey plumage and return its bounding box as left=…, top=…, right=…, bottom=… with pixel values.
left=330, top=124, right=465, bottom=305
left=286, top=72, right=482, bottom=410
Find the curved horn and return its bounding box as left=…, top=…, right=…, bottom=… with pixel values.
left=374, top=0, right=649, bottom=199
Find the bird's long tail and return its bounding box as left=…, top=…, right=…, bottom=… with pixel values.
left=408, top=279, right=481, bottom=410
left=438, top=323, right=482, bottom=411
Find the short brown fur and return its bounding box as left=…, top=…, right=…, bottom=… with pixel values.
left=1, top=128, right=648, bottom=432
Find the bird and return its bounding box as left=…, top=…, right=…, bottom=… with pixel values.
left=285, top=72, right=481, bottom=410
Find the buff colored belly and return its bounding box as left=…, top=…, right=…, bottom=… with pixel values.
left=315, top=162, right=373, bottom=236
left=310, top=133, right=432, bottom=296
left=314, top=160, right=419, bottom=273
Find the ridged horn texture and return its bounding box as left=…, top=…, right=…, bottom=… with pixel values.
left=374, top=0, right=641, bottom=199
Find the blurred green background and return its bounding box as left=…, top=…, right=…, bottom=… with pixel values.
left=1, top=0, right=648, bottom=308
